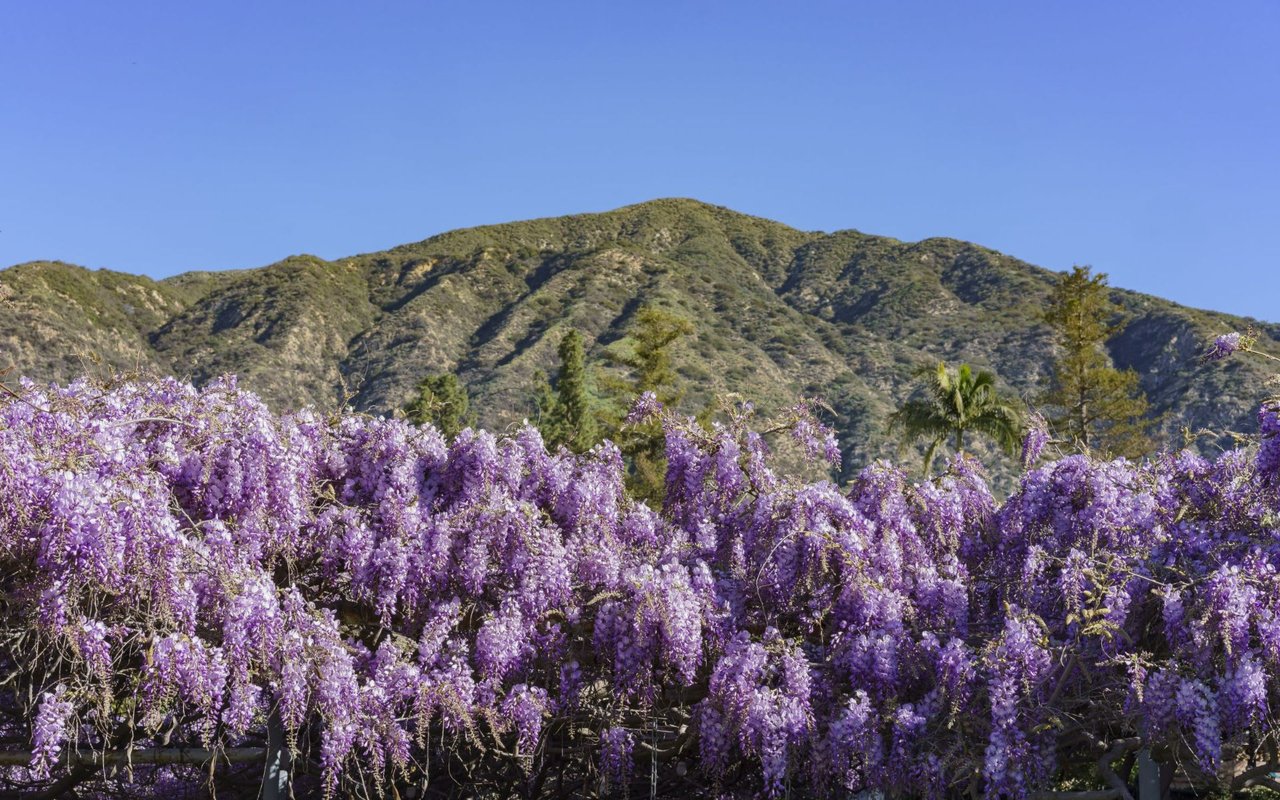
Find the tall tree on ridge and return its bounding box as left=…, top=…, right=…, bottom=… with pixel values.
left=537, top=329, right=599, bottom=453
left=601, top=304, right=695, bottom=503
left=1041, top=266, right=1155, bottom=458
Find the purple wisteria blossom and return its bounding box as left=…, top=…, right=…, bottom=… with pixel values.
left=0, top=375, right=1278, bottom=799
left=599, top=726, right=634, bottom=784
left=1020, top=413, right=1050, bottom=469
left=624, top=390, right=662, bottom=425
left=29, top=687, right=74, bottom=779
left=1260, top=400, right=1280, bottom=483
left=1205, top=332, right=1243, bottom=361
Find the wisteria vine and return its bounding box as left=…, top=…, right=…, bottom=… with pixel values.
left=0, top=352, right=1277, bottom=798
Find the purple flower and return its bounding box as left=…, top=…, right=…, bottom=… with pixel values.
left=1259, top=401, right=1280, bottom=483
left=1020, top=414, right=1050, bottom=470
left=600, top=726, right=634, bottom=783
left=8, top=371, right=1280, bottom=798
left=30, top=686, right=74, bottom=779
left=788, top=401, right=842, bottom=468
left=1204, top=332, right=1243, bottom=361
left=624, top=391, right=662, bottom=425
left=501, top=684, right=548, bottom=757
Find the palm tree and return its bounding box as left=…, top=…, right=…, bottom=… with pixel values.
left=888, top=361, right=1024, bottom=476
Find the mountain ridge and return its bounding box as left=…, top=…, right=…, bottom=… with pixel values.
left=2, top=198, right=1275, bottom=481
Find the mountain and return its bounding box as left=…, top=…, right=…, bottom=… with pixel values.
left=2, top=198, right=1276, bottom=483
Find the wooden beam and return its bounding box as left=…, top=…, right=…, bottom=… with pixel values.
left=0, top=747, right=266, bottom=768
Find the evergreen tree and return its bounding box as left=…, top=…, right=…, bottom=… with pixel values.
left=613, top=305, right=693, bottom=400
left=1041, top=266, right=1155, bottom=458
left=536, top=329, right=599, bottom=453
left=601, top=305, right=694, bottom=503
left=889, top=361, right=1024, bottom=476
left=405, top=373, right=473, bottom=440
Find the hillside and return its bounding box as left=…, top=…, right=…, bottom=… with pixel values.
left=2, top=198, right=1276, bottom=482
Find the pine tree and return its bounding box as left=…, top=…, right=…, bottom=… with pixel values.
left=1041, top=266, right=1155, bottom=458
left=405, top=373, right=473, bottom=440
left=537, top=329, right=599, bottom=453
left=600, top=305, right=694, bottom=503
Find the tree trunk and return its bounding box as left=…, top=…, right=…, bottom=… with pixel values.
left=1136, top=749, right=1161, bottom=800
left=261, top=711, right=291, bottom=800
left=1078, top=380, right=1090, bottom=449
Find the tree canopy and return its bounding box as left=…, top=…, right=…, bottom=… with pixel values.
left=1041, top=266, right=1155, bottom=458
left=600, top=304, right=694, bottom=501
left=404, top=372, right=473, bottom=440
left=536, top=329, right=599, bottom=453
left=888, top=361, right=1024, bottom=476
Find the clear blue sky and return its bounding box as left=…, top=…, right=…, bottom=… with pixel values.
left=2, top=2, right=1277, bottom=320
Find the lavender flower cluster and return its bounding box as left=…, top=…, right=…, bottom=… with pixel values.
left=1205, top=332, right=1244, bottom=361
left=1, top=376, right=1279, bottom=798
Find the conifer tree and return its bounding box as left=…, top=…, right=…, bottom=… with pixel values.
left=601, top=305, right=694, bottom=502
left=1041, top=266, right=1155, bottom=458
left=405, top=373, right=473, bottom=440
left=536, top=329, right=599, bottom=453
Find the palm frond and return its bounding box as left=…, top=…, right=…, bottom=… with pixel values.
left=888, top=399, right=953, bottom=443
left=968, top=403, right=1025, bottom=455
left=891, top=360, right=1027, bottom=468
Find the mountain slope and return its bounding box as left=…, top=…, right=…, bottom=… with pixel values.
left=2, top=199, right=1275, bottom=481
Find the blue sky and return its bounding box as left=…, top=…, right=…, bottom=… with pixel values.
left=1, top=1, right=1276, bottom=320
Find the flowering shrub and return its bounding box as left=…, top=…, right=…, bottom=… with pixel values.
left=0, top=373, right=1278, bottom=798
